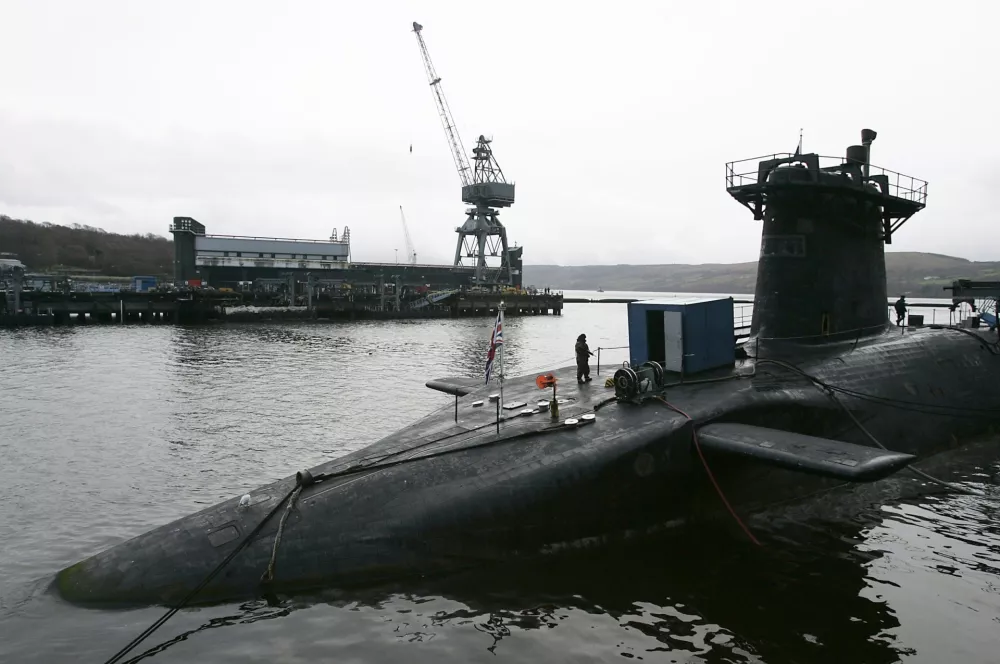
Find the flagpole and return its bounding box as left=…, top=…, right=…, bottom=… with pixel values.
left=498, top=300, right=506, bottom=413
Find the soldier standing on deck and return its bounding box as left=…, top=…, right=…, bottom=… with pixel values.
left=894, top=295, right=907, bottom=326
left=576, top=334, right=594, bottom=383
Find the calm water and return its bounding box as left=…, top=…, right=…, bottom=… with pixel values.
left=1, top=293, right=997, bottom=663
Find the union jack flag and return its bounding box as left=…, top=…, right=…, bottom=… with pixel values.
left=484, top=309, right=504, bottom=384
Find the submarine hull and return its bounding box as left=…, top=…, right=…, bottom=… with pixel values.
left=56, top=325, right=1000, bottom=606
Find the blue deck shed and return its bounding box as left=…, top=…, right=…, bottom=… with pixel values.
left=626, top=297, right=736, bottom=374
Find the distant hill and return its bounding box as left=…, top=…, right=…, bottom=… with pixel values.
left=3, top=214, right=997, bottom=296
left=0, top=215, right=172, bottom=277
left=524, top=253, right=1000, bottom=298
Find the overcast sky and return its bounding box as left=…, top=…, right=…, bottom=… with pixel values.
left=1, top=1, right=997, bottom=266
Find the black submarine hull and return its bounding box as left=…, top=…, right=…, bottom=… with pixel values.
left=56, top=131, right=999, bottom=607
left=55, top=325, right=1000, bottom=606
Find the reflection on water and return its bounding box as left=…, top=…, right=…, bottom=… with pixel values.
left=1, top=307, right=998, bottom=663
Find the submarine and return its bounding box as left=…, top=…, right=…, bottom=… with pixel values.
left=56, top=129, right=1000, bottom=608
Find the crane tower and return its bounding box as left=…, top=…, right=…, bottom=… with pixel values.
left=411, top=21, right=515, bottom=285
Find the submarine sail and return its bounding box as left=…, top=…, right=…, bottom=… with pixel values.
left=726, top=129, right=925, bottom=343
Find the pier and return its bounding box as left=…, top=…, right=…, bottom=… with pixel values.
left=0, top=288, right=563, bottom=328
left=2, top=285, right=971, bottom=331
left=0, top=291, right=233, bottom=327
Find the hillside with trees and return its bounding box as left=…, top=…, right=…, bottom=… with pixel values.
left=3, top=214, right=997, bottom=296
left=0, top=215, right=172, bottom=277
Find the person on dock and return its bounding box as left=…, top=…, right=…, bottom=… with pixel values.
left=894, top=295, right=907, bottom=326
left=576, top=334, right=594, bottom=384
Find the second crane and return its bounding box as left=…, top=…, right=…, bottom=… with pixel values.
left=411, top=21, right=517, bottom=286
left=399, top=206, right=417, bottom=265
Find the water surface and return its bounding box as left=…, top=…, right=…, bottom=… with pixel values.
left=1, top=296, right=997, bottom=663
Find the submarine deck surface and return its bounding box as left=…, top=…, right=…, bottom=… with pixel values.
left=333, top=362, right=745, bottom=473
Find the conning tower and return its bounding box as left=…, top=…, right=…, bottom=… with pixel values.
left=726, top=130, right=927, bottom=344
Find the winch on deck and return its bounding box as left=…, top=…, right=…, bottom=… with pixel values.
left=613, top=361, right=665, bottom=400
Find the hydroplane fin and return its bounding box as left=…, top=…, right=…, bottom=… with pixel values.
left=425, top=377, right=480, bottom=396
left=696, top=423, right=915, bottom=482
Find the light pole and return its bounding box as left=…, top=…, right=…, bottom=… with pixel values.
left=394, top=249, right=398, bottom=264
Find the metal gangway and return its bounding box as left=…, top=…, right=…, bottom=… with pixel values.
left=945, top=280, right=1000, bottom=329
left=410, top=289, right=458, bottom=310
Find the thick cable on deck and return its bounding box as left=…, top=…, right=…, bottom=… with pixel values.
left=653, top=396, right=762, bottom=546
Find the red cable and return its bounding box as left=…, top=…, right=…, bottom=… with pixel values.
left=654, top=396, right=762, bottom=546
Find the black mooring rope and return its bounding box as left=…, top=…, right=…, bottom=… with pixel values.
left=102, top=473, right=310, bottom=664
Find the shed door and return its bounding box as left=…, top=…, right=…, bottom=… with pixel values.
left=663, top=310, right=684, bottom=372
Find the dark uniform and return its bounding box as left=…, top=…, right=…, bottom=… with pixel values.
left=894, top=296, right=907, bottom=326
left=575, top=334, right=593, bottom=383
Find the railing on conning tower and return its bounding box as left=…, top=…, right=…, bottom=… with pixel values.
left=725, top=153, right=928, bottom=207
left=725, top=152, right=928, bottom=243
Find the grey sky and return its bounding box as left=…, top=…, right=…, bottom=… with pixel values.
left=1, top=0, right=997, bottom=266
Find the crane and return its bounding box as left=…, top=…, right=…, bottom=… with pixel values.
left=410, top=21, right=517, bottom=285
left=411, top=22, right=472, bottom=188
left=399, top=206, right=417, bottom=265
